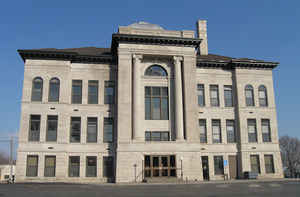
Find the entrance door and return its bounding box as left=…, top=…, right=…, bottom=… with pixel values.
left=201, top=156, right=209, bottom=180
left=229, top=155, right=237, bottom=179
left=144, top=155, right=176, bottom=178
left=103, top=156, right=114, bottom=183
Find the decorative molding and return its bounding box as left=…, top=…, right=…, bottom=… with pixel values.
left=111, top=33, right=201, bottom=55
left=18, top=49, right=114, bottom=64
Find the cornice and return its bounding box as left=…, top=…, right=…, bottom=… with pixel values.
left=17, top=49, right=114, bottom=64
left=111, top=33, right=201, bottom=55
left=197, top=58, right=278, bottom=69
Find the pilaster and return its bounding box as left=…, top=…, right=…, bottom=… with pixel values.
left=173, top=56, right=184, bottom=141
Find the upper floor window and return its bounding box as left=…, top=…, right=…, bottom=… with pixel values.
left=262, top=119, right=271, bottom=142
left=48, top=78, right=60, bottom=102
left=210, top=85, right=219, bottom=107
left=145, top=131, right=169, bottom=141
left=31, top=77, right=43, bottom=102
left=197, top=84, right=205, bottom=107
left=87, top=117, right=97, bottom=143
left=70, top=117, right=81, bottom=143
left=248, top=119, right=257, bottom=143
left=104, top=81, right=115, bottom=104
left=245, top=85, right=254, bottom=106
left=212, top=119, right=221, bottom=143
left=199, top=119, right=207, bottom=143
left=29, top=115, right=40, bottom=142
left=103, top=117, right=114, bottom=143
left=145, top=87, right=169, bottom=120
left=258, top=85, right=268, bottom=107
left=46, top=115, right=58, bottom=142
left=88, top=80, right=99, bottom=104
left=226, top=120, right=236, bottom=143
left=224, top=85, right=233, bottom=107
left=145, top=65, right=167, bottom=76
left=72, top=80, right=82, bottom=104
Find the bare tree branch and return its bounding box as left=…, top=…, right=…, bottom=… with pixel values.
left=279, top=135, right=300, bottom=178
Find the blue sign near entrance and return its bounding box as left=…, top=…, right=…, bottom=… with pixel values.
left=224, top=160, right=228, bottom=166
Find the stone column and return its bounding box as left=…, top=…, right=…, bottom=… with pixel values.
left=173, top=56, right=184, bottom=141
left=132, top=54, right=143, bottom=141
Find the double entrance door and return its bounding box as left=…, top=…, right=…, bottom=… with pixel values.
left=144, top=155, right=177, bottom=178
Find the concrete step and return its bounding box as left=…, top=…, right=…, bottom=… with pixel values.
left=144, top=177, right=184, bottom=183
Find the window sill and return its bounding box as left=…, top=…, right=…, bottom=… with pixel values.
left=45, top=141, right=57, bottom=143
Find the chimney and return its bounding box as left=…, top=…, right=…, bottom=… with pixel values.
left=197, top=20, right=208, bottom=55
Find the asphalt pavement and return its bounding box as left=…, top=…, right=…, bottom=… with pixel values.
left=0, top=180, right=299, bottom=197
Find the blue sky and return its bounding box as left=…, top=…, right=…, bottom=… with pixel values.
left=0, top=0, right=299, bottom=154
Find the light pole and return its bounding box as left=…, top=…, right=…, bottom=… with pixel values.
left=141, top=156, right=144, bottom=182
left=180, top=156, right=183, bottom=180
left=9, top=136, right=14, bottom=183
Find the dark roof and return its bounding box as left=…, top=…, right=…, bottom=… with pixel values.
left=18, top=46, right=278, bottom=68
left=197, top=54, right=278, bottom=68
left=18, top=47, right=112, bottom=63
left=35, top=47, right=111, bottom=56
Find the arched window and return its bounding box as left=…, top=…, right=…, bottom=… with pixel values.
left=31, top=77, right=43, bottom=101
left=258, top=85, right=268, bottom=107
left=145, top=65, right=167, bottom=76
left=245, top=85, right=254, bottom=106
left=49, top=78, right=60, bottom=102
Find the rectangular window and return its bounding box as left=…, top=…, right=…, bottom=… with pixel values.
left=226, top=120, right=236, bottom=143
left=26, top=155, right=38, bottom=177
left=70, top=117, right=81, bottom=143
left=224, top=85, right=233, bottom=107
left=46, top=115, right=58, bottom=142
left=72, top=80, right=82, bottom=104
left=264, top=155, right=275, bottom=174
left=145, top=87, right=169, bottom=120
left=262, top=119, right=271, bottom=142
left=250, top=155, right=261, bottom=174
left=88, top=80, right=99, bottom=104
left=44, top=156, right=56, bottom=177
left=199, top=119, right=207, bottom=143
left=145, top=131, right=170, bottom=141
left=248, top=119, right=257, bottom=143
left=104, top=81, right=115, bottom=104
left=210, top=85, right=219, bottom=107
left=103, top=156, right=114, bottom=177
left=86, top=156, right=97, bottom=177
left=214, top=156, right=224, bottom=175
left=103, top=118, right=113, bottom=143
left=87, top=117, right=97, bottom=143
left=197, top=84, right=205, bottom=106
left=69, top=156, right=80, bottom=177
left=212, top=119, right=222, bottom=143
left=29, top=115, right=41, bottom=142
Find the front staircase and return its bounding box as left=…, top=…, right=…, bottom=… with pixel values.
left=144, top=177, right=185, bottom=183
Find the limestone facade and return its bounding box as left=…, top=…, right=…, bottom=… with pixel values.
left=16, top=20, right=283, bottom=183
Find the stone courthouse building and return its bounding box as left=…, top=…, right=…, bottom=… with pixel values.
left=16, top=20, right=283, bottom=183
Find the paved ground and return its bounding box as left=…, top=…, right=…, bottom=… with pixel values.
left=0, top=180, right=299, bottom=197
